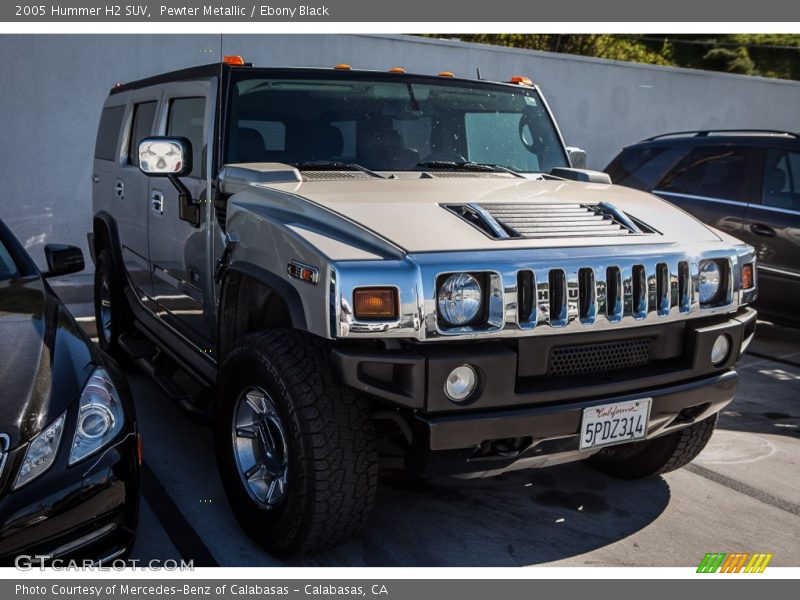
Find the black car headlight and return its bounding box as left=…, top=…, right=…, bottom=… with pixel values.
left=13, top=414, right=66, bottom=489
left=69, top=367, right=124, bottom=465
left=12, top=367, right=125, bottom=489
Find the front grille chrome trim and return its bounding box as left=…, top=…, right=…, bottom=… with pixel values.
left=333, top=244, right=746, bottom=341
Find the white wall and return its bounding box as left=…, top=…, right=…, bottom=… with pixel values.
left=2, top=34, right=799, bottom=270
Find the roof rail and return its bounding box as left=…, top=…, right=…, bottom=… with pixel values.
left=644, top=129, right=800, bottom=141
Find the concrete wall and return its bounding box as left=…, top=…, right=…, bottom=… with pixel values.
left=2, top=34, right=800, bottom=271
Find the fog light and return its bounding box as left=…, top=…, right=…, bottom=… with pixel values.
left=711, top=334, right=730, bottom=365
left=444, top=365, right=478, bottom=402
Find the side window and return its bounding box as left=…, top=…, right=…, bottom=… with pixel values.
left=657, top=146, right=755, bottom=202
left=167, top=97, right=206, bottom=178
left=606, top=146, right=685, bottom=191
left=763, top=148, right=800, bottom=211
left=94, top=105, right=125, bottom=161
left=0, top=241, right=19, bottom=281
left=127, top=101, right=158, bottom=166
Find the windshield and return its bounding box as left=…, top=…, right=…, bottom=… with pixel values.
left=0, top=236, right=20, bottom=282
left=225, top=75, right=568, bottom=173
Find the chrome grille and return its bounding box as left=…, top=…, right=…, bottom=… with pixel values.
left=548, top=339, right=651, bottom=377
left=456, top=202, right=657, bottom=239
left=516, top=259, right=705, bottom=329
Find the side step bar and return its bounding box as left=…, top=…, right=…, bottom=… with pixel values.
left=118, top=331, right=214, bottom=425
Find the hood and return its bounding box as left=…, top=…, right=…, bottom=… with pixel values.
left=245, top=176, right=721, bottom=254
left=0, top=277, right=93, bottom=448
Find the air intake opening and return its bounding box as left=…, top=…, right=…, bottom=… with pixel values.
left=517, top=270, right=535, bottom=325
left=656, top=263, right=670, bottom=316
left=578, top=268, right=597, bottom=324
left=549, top=270, right=568, bottom=326
left=678, top=261, right=691, bottom=312
left=606, top=266, right=623, bottom=321
left=632, top=265, right=647, bottom=319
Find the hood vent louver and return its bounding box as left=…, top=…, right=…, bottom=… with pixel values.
left=444, top=202, right=659, bottom=240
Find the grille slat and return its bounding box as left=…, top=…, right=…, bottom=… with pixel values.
left=548, top=339, right=651, bottom=377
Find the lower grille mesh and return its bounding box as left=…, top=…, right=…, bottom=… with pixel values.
left=548, top=339, right=651, bottom=377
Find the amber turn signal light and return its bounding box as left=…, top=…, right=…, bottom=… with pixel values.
left=742, top=263, right=754, bottom=289
left=354, top=288, right=398, bottom=320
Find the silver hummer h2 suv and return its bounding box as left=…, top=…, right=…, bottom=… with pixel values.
left=90, top=59, right=758, bottom=556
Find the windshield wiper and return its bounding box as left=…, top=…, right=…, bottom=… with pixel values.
left=416, top=161, right=527, bottom=178
left=292, top=161, right=386, bottom=179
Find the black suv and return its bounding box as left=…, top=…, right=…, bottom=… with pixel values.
left=606, top=130, right=800, bottom=323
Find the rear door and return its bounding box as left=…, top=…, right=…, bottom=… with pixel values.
left=652, top=144, right=758, bottom=240
left=146, top=79, right=215, bottom=350
left=117, top=91, right=162, bottom=296
left=740, top=146, right=800, bottom=317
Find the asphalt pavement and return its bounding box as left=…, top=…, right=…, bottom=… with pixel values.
left=114, top=319, right=800, bottom=567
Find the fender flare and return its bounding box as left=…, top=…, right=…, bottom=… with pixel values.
left=92, top=211, right=127, bottom=281
left=217, top=261, right=309, bottom=347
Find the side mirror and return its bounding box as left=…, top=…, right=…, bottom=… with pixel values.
left=138, top=137, right=193, bottom=177
left=566, top=147, right=587, bottom=169
left=138, top=137, right=201, bottom=228
left=43, top=244, right=84, bottom=278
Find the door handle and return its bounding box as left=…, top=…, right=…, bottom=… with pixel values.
left=151, top=190, right=164, bottom=215
left=750, top=222, right=776, bottom=237
left=114, top=179, right=124, bottom=200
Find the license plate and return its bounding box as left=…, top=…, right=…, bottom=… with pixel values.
left=580, top=398, right=651, bottom=451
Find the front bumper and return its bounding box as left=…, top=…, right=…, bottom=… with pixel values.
left=0, top=429, right=139, bottom=566
left=410, top=370, right=736, bottom=477
left=334, top=307, right=756, bottom=476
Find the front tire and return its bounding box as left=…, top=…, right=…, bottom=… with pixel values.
left=215, top=330, right=377, bottom=557
left=586, top=414, right=717, bottom=480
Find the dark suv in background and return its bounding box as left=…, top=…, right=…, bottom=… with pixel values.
left=606, top=130, right=800, bottom=323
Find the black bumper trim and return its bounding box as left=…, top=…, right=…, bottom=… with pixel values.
left=419, top=369, right=738, bottom=451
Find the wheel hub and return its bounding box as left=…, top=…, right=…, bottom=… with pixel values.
left=232, top=386, right=289, bottom=508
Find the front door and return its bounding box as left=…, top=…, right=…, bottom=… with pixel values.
left=147, top=80, right=216, bottom=351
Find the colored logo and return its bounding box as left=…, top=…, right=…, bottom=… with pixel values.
left=697, top=552, right=773, bottom=573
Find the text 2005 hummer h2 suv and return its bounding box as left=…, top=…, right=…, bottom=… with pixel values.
left=90, top=58, right=758, bottom=556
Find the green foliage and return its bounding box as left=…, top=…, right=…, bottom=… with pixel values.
left=424, top=34, right=800, bottom=81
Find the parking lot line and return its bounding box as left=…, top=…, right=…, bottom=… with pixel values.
left=140, top=461, right=219, bottom=567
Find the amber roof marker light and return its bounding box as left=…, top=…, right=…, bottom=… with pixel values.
left=223, top=55, right=246, bottom=66
left=510, top=76, right=533, bottom=86
left=334, top=64, right=352, bottom=70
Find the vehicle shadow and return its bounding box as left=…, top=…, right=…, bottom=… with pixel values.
left=300, top=464, right=671, bottom=567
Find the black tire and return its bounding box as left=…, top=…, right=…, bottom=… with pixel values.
left=94, top=249, right=133, bottom=356
left=586, top=414, right=718, bottom=480
left=215, top=329, right=378, bottom=557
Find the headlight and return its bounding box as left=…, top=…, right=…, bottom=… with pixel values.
left=699, top=260, right=722, bottom=305
left=438, top=273, right=482, bottom=326
left=69, top=367, right=124, bottom=465
left=14, top=414, right=65, bottom=489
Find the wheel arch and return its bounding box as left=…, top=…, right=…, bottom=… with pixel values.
left=217, top=262, right=309, bottom=360
left=92, top=211, right=126, bottom=276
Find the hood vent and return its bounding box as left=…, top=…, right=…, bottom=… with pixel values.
left=443, top=202, right=658, bottom=240
left=300, top=170, right=374, bottom=181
